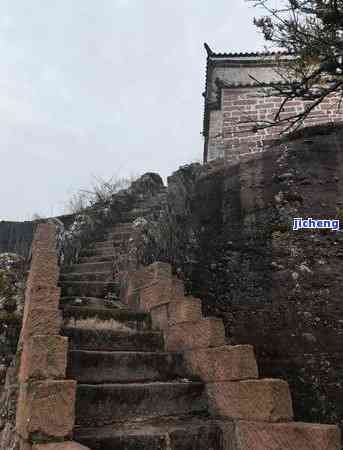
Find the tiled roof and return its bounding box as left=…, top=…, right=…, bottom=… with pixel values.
left=211, top=50, right=291, bottom=58
left=215, top=78, right=290, bottom=89
left=204, top=43, right=292, bottom=58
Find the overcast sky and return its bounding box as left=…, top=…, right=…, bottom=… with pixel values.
left=0, top=0, right=265, bottom=221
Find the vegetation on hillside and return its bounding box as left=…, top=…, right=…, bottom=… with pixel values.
left=65, top=174, right=137, bottom=214
left=0, top=253, right=25, bottom=315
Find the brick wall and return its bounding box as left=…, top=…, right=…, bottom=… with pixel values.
left=207, top=87, right=343, bottom=162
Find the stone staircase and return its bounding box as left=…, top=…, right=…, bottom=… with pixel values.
left=59, top=223, right=132, bottom=303
left=57, top=222, right=341, bottom=450
left=58, top=223, right=219, bottom=449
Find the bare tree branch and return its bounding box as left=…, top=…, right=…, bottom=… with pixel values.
left=245, top=0, right=343, bottom=130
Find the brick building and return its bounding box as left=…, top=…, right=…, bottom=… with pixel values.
left=202, top=43, right=343, bottom=163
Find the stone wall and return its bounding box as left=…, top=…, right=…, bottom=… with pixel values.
left=138, top=125, right=343, bottom=435
left=15, top=224, right=86, bottom=450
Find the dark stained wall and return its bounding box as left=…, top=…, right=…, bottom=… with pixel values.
left=0, top=214, right=76, bottom=259
left=141, top=126, right=343, bottom=433
left=0, top=221, right=35, bottom=258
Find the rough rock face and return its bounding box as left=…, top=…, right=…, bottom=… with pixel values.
left=130, top=172, right=164, bottom=196
left=0, top=358, right=20, bottom=450
left=0, top=253, right=25, bottom=379
left=138, top=126, right=343, bottom=434
left=0, top=254, right=26, bottom=450
left=0, top=253, right=25, bottom=314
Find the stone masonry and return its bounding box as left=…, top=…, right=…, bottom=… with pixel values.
left=125, top=260, right=341, bottom=449
left=15, top=223, right=88, bottom=450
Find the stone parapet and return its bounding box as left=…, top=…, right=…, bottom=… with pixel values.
left=14, top=223, right=89, bottom=450
left=123, top=262, right=172, bottom=309
left=168, top=296, right=202, bottom=326
left=165, top=318, right=226, bottom=351
left=19, top=335, right=68, bottom=383
left=182, top=345, right=258, bottom=382
left=140, top=277, right=184, bottom=312
left=207, top=378, right=293, bottom=422
left=224, top=421, right=341, bottom=450
left=16, top=380, right=76, bottom=439
left=128, top=261, right=341, bottom=448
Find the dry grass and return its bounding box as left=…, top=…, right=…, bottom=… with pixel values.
left=64, top=317, right=134, bottom=332
left=65, top=174, right=138, bottom=214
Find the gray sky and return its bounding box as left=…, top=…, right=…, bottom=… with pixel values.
left=0, top=0, right=265, bottom=221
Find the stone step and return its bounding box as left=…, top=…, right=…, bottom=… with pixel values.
left=74, top=416, right=223, bottom=450
left=60, top=296, right=122, bottom=310
left=59, top=281, right=118, bottom=298
left=60, top=271, right=113, bottom=281
left=60, top=271, right=113, bottom=283
left=78, top=255, right=114, bottom=264
left=67, top=350, right=187, bottom=383
left=62, top=306, right=151, bottom=330
left=231, top=421, right=341, bottom=450
left=62, top=328, right=164, bottom=352
left=74, top=418, right=341, bottom=450
left=75, top=381, right=207, bottom=427
left=106, top=229, right=132, bottom=240
left=62, top=261, right=113, bottom=274
left=91, top=245, right=116, bottom=254
left=108, top=223, right=133, bottom=234
left=79, top=247, right=116, bottom=258
left=94, top=239, right=123, bottom=249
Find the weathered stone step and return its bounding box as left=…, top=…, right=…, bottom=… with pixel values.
left=62, top=328, right=164, bottom=352
left=79, top=247, right=116, bottom=258
left=60, top=296, right=122, bottom=310
left=74, top=418, right=341, bottom=450
left=63, top=261, right=113, bottom=274
left=91, top=245, right=116, bottom=254
left=74, top=416, right=222, bottom=450
left=108, top=223, right=133, bottom=234
left=68, top=350, right=187, bottom=383
left=106, top=229, right=132, bottom=240
left=60, top=271, right=113, bottom=282
left=78, top=255, right=114, bottom=264
left=62, top=306, right=151, bottom=330
left=59, top=281, right=118, bottom=297
left=94, top=239, right=122, bottom=249
left=75, top=381, right=207, bottom=427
